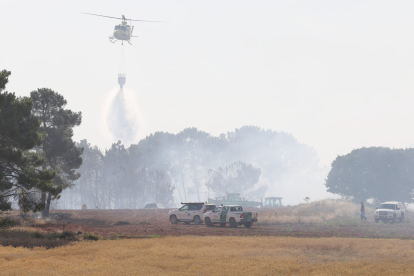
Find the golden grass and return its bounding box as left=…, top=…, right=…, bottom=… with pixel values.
left=258, top=199, right=374, bottom=224
left=1, top=236, right=414, bottom=275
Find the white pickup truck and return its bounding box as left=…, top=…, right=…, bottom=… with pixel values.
left=374, top=201, right=405, bottom=223
left=203, top=205, right=258, bottom=228
left=169, top=202, right=216, bottom=225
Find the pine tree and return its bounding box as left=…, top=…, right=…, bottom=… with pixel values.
left=30, top=88, right=83, bottom=217
left=0, top=70, right=55, bottom=212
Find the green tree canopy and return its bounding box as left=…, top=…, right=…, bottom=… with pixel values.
left=0, top=70, right=55, bottom=212
left=30, top=88, right=83, bottom=217
left=325, top=147, right=414, bottom=203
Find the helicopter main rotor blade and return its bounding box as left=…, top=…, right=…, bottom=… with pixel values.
left=81, top=12, right=122, bottom=20
left=128, top=18, right=167, bottom=22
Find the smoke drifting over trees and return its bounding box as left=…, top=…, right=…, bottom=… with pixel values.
left=59, top=126, right=325, bottom=208
left=206, top=161, right=263, bottom=199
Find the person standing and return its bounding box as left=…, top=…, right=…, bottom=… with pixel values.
left=361, top=201, right=367, bottom=221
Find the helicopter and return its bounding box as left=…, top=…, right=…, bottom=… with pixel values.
left=81, top=13, right=164, bottom=45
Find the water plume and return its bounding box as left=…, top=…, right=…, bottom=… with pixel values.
left=101, top=87, right=145, bottom=146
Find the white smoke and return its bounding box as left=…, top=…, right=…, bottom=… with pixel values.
left=101, top=87, right=146, bottom=147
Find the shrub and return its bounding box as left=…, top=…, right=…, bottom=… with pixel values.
left=0, top=217, right=19, bottom=229
left=58, top=231, right=77, bottom=240
left=114, top=221, right=130, bottom=225
left=33, top=232, right=45, bottom=239
left=84, top=233, right=101, bottom=241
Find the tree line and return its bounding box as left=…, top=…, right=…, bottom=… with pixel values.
left=59, top=126, right=320, bottom=209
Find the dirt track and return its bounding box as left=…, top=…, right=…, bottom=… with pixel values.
left=22, top=209, right=414, bottom=239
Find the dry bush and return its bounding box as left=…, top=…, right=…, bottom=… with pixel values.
left=257, top=199, right=374, bottom=224
left=0, top=227, right=79, bottom=249
left=1, top=236, right=414, bottom=275
left=0, top=217, right=20, bottom=229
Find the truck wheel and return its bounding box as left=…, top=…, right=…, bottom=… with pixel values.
left=205, top=217, right=212, bottom=227
left=170, top=215, right=177, bottom=224
left=229, top=218, right=237, bottom=228
left=220, top=223, right=226, bottom=227
left=400, top=213, right=404, bottom=223
left=185, top=222, right=190, bottom=225
left=194, top=216, right=201, bottom=225
left=375, top=218, right=379, bottom=223
left=244, top=222, right=251, bottom=228
left=392, top=215, right=396, bottom=224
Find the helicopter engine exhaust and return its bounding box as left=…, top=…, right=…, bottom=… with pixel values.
left=118, top=74, right=126, bottom=88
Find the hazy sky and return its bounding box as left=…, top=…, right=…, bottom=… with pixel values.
left=2, top=0, right=414, bottom=167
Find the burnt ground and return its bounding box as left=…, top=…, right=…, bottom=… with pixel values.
left=13, top=209, right=414, bottom=240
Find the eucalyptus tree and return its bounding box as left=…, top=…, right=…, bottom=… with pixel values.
left=62, top=140, right=104, bottom=209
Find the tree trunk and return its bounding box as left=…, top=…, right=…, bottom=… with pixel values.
left=40, top=192, right=46, bottom=218
left=45, top=193, right=52, bottom=217
left=192, top=165, right=200, bottom=201
left=191, top=150, right=200, bottom=202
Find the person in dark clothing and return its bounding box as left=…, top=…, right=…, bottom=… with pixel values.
left=361, top=201, right=367, bottom=221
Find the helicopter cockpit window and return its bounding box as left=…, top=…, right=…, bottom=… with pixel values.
left=115, top=26, right=120, bottom=30
left=121, top=26, right=127, bottom=31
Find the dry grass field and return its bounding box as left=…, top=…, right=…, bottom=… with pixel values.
left=1, top=200, right=414, bottom=275
left=257, top=199, right=375, bottom=224
left=1, top=236, right=414, bottom=275
left=2, top=199, right=414, bottom=242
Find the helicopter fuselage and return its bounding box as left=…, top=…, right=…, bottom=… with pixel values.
left=113, top=23, right=132, bottom=41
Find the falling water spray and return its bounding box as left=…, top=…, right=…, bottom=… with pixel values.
left=101, top=45, right=145, bottom=146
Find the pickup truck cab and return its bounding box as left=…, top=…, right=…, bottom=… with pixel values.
left=169, top=202, right=216, bottom=225
left=203, top=205, right=258, bottom=228
left=374, top=201, right=405, bottom=223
